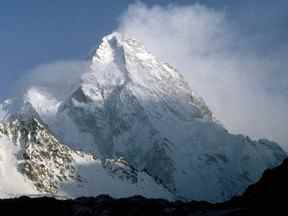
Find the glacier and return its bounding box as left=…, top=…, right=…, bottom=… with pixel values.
left=0, top=32, right=286, bottom=202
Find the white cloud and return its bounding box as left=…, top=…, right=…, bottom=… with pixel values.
left=117, top=2, right=288, bottom=148
left=13, top=60, right=89, bottom=102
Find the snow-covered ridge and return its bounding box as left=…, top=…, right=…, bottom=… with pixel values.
left=0, top=99, right=173, bottom=199
left=0, top=32, right=286, bottom=202
left=93, top=32, right=155, bottom=64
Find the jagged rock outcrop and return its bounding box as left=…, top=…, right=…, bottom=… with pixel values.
left=0, top=99, right=173, bottom=199
left=0, top=117, right=75, bottom=192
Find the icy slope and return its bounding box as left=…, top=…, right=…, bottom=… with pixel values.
left=0, top=99, right=173, bottom=199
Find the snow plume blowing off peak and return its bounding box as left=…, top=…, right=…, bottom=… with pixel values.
left=116, top=2, right=288, bottom=150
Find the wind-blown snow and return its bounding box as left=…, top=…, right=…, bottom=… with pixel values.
left=117, top=3, right=288, bottom=148
left=0, top=137, right=37, bottom=198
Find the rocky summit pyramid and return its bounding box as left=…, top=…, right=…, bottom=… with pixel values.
left=0, top=33, right=286, bottom=202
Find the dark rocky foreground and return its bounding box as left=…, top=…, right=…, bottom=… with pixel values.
left=1, top=159, right=288, bottom=216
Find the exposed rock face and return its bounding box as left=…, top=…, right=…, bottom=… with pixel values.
left=0, top=100, right=173, bottom=199
left=0, top=117, right=75, bottom=192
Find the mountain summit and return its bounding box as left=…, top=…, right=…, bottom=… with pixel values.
left=0, top=33, right=286, bottom=202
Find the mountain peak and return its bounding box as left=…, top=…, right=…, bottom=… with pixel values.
left=0, top=32, right=285, bottom=202
left=88, top=32, right=193, bottom=95
left=92, top=32, right=155, bottom=65
left=82, top=32, right=213, bottom=124
left=92, top=32, right=124, bottom=64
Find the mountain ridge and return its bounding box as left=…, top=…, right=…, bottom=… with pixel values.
left=0, top=32, right=286, bottom=202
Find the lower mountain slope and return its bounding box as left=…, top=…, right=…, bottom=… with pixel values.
left=0, top=157, right=287, bottom=216
left=0, top=99, right=172, bottom=199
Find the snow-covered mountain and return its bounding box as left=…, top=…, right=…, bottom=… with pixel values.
left=0, top=32, right=286, bottom=202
